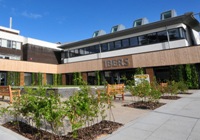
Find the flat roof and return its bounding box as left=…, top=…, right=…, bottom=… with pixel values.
left=59, top=12, right=200, bottom=49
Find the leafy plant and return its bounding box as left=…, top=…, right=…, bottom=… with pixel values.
left=135, top=67, right=144, bottom=75
left=165, top=81, right=179, bottom=96
left=131, top=79, right=151, bottom=102
left=177, top=81, right=188, bottom=94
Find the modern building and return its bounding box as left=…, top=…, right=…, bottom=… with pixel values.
left=59, top=10, right=200, bottom=85
left=0, top=10, right=200, bottom=86
left=0, top=25, right=61, bottom=86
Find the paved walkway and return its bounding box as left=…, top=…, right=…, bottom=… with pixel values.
left=100, top=90, right=200, bottom=140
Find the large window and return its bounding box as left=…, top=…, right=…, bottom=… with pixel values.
left=168, top=28, right=180, bottom=40
left=46, top=74, right=53, bottom=85
left=138, top=35, right=148, bottom=45
left=64, top=27, right=186, bottom=59
left=85, top=47, right=90, bottom=54
left=79, top=48, right=85, bottom=56
left=7, top=40, right=12, bottom=48
left=90, top=45, right=99, bottom=54
left=12, top=41, right=16, bottom=49
left=101, top=43, right=108, bottom=52
left=69, top=50, right=75, bottom=57
left=122, top=39, right=129, bottom=48
left=148, top=33, right=158, bottom=44
left=114, top=40, right=122, bottom=49
left=108, top=42, right=115, bottom=50
left=157, top=31, right=168, bottom=42
left=179, top=28, right=186, bottom=39
left=130, top=37, right=138, bottom=47
left=24, top=73, right=32, bottom=86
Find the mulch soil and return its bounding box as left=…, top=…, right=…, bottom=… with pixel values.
left=2, top=120, right=123, bottom=140
left=123, top=101, right=166, bottom=110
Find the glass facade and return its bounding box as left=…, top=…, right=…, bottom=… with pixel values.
left=46, top=74, right=53, bottom=85
left=61, top=27, right=186, bottom=59
left=24, top=73, right=32, bottom=86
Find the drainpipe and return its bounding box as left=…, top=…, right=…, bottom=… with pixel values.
left=98, top=42, right=101, bottom=59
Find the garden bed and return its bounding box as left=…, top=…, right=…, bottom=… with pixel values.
left=2, top=120, right=123, bottom=140
left=123, top=101, right=165, bottom=110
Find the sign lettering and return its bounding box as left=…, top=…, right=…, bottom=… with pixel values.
left=104, top=58, right=129, bottom=68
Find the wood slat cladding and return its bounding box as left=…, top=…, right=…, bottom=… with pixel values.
left=2, top=46, right=200, bottom=75
left=131, top=46, right=200, bottom=68
left=23, top=44, right=61, bottom=64
left=19, top=72, right=24, bottom=86
left=102, top=55, right=133, bottom=70
left=145, top=68, right=154, bottom=82
left=58, top=59, right=103, bottom=73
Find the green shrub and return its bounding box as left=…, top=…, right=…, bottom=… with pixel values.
left=177, top=81, right=188, bottom=94
left=165, top=81, right=179, bottom=96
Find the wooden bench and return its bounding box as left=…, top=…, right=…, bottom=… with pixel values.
left=107, top=84, right=125, bottom=100
left=0, top=86, right=21, bottom=103
left=97, top=84, right=125, bottom=101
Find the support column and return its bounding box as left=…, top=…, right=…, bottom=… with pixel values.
left=145, top=68, right=155, bottom=83
left=42, top=73, right=47, bottom=85
left=62, top=74, right=66, bottom=85
left=20, top=72, right=24, bottom=86
left=81, top=72, right=88, bottom=83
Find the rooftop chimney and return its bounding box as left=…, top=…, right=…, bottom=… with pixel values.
left=9, top=17, right=12, bottom=29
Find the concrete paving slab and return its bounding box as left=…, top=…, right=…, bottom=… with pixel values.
left=0, top=125, right=29, bottom=140
left=100, top=91, right=200, bottom=140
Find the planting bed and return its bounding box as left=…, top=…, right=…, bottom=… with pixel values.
left=123, top=101, right=165, bottom=110
left=3, top=120, right=123, bottom=140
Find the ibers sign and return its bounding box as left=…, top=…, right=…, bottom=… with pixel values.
left=102, top=55, right=132, bottom=70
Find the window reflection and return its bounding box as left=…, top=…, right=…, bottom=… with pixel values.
left=122, top=39, right=129, bottom=47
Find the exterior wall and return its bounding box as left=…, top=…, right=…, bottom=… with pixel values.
left=0, top=59, right=58, bottom=74
left=1, top=45, right=200, bottom=76
left=23, top=44, right=61, bottom=64
left=0, top=47, right=22, bottom=59
left=58, top=59, right=103, bottom=73
left=131, top=46, right=200, bottom=68
left=58, top=45, right=200, bottom=73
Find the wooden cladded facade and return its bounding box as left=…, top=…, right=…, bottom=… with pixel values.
left=1, top=45, right=200, bottom=85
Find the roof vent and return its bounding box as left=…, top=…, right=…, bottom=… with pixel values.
left=133, top=18, right=149, bottom=27
left=92, top=30, right=106, bottom=37
left=111, top=24, right=125, bottom=33
left=161, top=10, right=177, bottom=20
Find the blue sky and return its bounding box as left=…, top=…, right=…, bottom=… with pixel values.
left=0, top=0, right=199, bottom=43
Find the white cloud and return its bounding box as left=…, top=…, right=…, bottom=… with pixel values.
left=22, top=11, right=42, bottom=19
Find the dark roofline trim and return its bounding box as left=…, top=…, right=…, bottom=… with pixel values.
left=59, top=12, right=200, bottom=49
